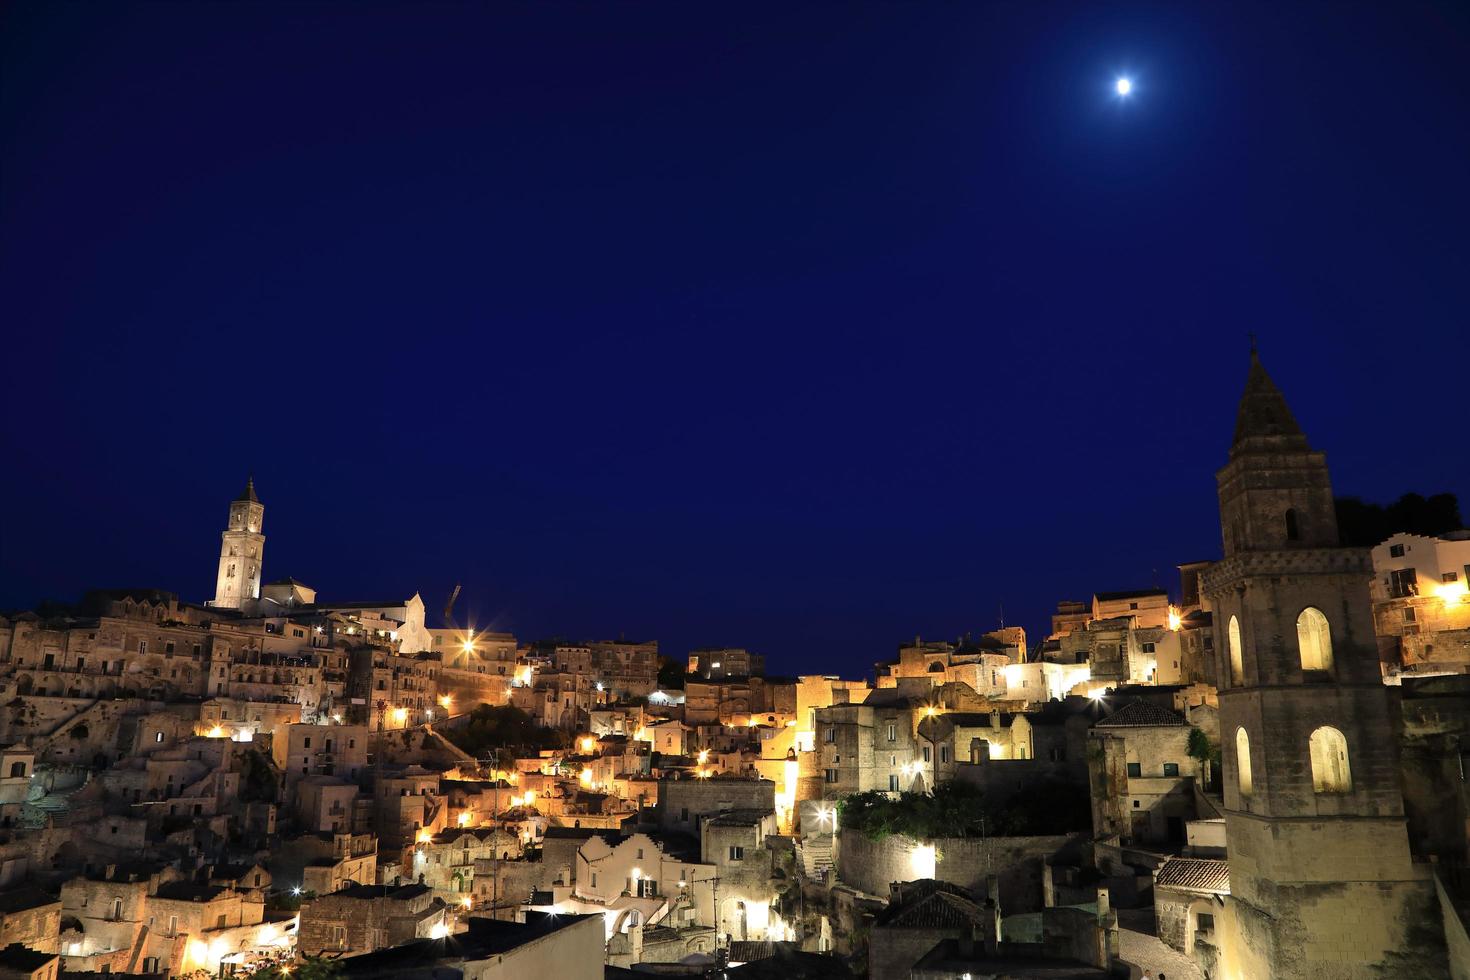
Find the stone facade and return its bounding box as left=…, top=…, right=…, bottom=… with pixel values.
left=836, top=829, right=1084, bottom=914
left=1204, top=352, right=1442, bottom=978
left=295, top=883, right=446, bottom=957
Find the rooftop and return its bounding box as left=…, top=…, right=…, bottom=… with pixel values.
left=1155, top=856, right=1231, bottom=893
left=1094, top=588, right=1168, bottom=602
left=1095, top=700, right=1187, bottom=728
left=0, top=886, right=59, bottom=914
left=337, top=912, right=597, bottom=976
left=875, top=880, right=988, bottom=930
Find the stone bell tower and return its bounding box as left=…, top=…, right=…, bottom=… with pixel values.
left=210, top=477, right=265, bottom=610
left=1201, top=352, right=1436, bottom=978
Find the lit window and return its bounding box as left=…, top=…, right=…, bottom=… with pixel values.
left=1309, top=727, right=1352, bottom=793
left=1228, top=616, right=1244, bottom=684
left=1235, top=727, right=1253, bottom=797
left=1296, top=607, right=1333, bottom=672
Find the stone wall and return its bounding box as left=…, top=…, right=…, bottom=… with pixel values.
left=869, top=925, right=953, bottom=980
left=836, top=829, right=1084, bottom=913
left=653, top=776, right=774, bottom=835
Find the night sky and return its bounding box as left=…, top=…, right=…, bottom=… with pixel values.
left=3, top=2, right=1467, bottom=675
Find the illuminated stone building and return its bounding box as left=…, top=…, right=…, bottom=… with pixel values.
left=209, top=478, right=265, bottom=611
left=1203, top=351, right=1441, bottom=978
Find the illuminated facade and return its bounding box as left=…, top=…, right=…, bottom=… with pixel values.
left=1202, top=352, right=1438, bottom=978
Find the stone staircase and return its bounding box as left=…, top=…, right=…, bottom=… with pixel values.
left=799, top=833, right=834, bottom=879
left=19, top=772, right=92, bottom=828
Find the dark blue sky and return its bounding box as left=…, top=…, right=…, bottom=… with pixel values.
left=3, top=2, right=1467, bottom=674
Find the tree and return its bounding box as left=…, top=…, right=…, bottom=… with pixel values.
left=1188, top=726, right=1221, bottom=789
left=656, top=656, right=686, bottom=690
left=439, top=704, right=567, bottom=757
left=245, top=956, right=342, bottom=980
left=1335, top=493, right=1463, bottom=547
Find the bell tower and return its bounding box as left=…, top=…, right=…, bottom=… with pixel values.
left=1202, top=352, right=1436, bottom=978
left=210, top=477, right=265, bottom=610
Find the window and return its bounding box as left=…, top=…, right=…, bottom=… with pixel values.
left=1388, top=567, right=1419, bottom=598
left=591, top=873, right=598, bottom=888
left=1141, top=642, right=1156, bottom=653
left=1444, top=572, right=1460, bottom=583
left=138, top=640, right=147, bottom=655
left=1129, top=602, right=1139, bottom=610
left=154, top=732, right=164, bottom=743
left=1197, top=912, right=1215, bottom=932
left=728, top=846, right=744, bottom=861
left=1163, top=762, right=1179, bottom=777
left=1235, top=727, right=1253, bottom=796
left=1296, top=607, right=1333, bottom=672
left=680, top=807, right=689, bottom=822
left=922, top=746, right=931, bottom=762
left=637, top=878, right=658, bottom=898
left=1404, top=607, right=1417, bottom=624
left=1285, top=509, right=1299, bottom=541
left=1389, top=543, right=1405, bottom=558
left=1228, top=616, right=1244, bottom=684
left=824, top=769, right=839, bottom=784
left=636, top=848, right=643, bottom=859
left=1309, top=727, right=1352, bottom=793
left=886, top=723, right=897, bottom=742
left=1127, top=762, right=1141, bottom=778
left=940, top=746, right=949, bottom=763
left=888, top=774, right=899, bottom=791
left=168, top=915, right=177, bottom=935
left=304, top=737, right=311, bottom=749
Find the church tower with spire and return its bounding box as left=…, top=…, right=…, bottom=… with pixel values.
left=1203, top=352, right=1437, bottom=978
left=210, top=477, right=265, bottom=610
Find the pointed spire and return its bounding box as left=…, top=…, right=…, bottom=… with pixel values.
left=1230, top=348, right=1309, bottom=453
left=234, top=475, right=259, bottom=504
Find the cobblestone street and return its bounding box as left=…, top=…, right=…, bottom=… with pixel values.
left=1116, top=908, right=1202, bottom=980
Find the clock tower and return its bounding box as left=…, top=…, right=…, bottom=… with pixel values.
left=210, top=477, right=265, bottom=611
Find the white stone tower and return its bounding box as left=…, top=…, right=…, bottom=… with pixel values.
left=210, top=477, right=265, bottom=610
left=1202, top=352, right=1437, bottom=978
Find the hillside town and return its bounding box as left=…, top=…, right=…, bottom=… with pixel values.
left=1, top=353, right=1467, bottom=980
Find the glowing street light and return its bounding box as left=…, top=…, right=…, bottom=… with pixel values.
left=1115, top=77, right=1132, bottom=96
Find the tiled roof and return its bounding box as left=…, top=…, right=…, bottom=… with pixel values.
left=1155, top=857, right=1230, bottom=894
left=876, top=881, right=988, bottom=929
left=729, top=940, right=776, bottom=962
left=1095, top=700, right=1186, bottom=728
left=706, top=808, right=774, bottom=827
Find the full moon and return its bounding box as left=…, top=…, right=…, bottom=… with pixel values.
left=1116, top=77, right=1133, bottom=96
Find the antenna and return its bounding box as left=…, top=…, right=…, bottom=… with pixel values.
left=442, top=584, right=462, bottom=628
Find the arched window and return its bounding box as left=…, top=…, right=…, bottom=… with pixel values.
left=1309, top=727, right=1352, bottom=793
left=1285, top=509, right=1299, bottom=541
left=1297, top=607, right=1333, bottom=672
left=1235, top=727, right=1253, bottom=797
left=1228, top=616, right=1244, bottom=684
